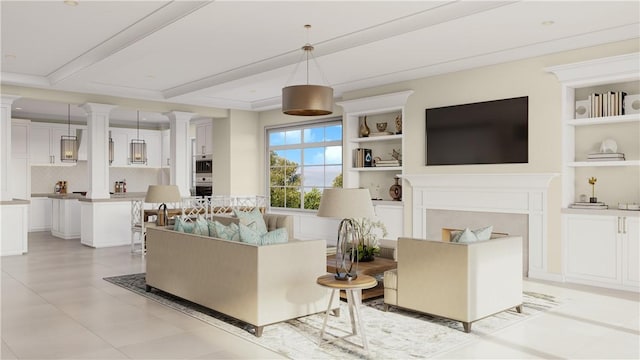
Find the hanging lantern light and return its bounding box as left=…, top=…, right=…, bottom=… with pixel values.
left=282, top=24, right=333, bottom=116
left=60, top=104, right=78, bottom=163
left=129, top=110, right=147, bottom=164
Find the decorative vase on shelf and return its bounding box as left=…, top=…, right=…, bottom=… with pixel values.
left=359, top=116, right=370, bottom=137
left=389, top=176, right=402, bottom=201
left=395, top=114, right=402, bottom=134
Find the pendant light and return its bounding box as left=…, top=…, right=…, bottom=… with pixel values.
left=282, top=24, right=333, bottom=116
left=60, top=104, right=78, bottom=163
left=129, top=110, right=147, bottom=164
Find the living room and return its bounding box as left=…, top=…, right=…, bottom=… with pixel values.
left=1, top=1, right=639, bottom=359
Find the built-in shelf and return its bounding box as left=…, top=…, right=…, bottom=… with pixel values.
left=567, top=114, right=639, bottom=126
left=568, top=160, right=640, bottom=167
left=349, top=167, right=402, bottom=172
left=350, top=134, right=402, bottom=143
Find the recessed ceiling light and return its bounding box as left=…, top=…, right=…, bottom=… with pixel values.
left=15, top=107, right=22, bottom=110
left=145, top=75, right=155, bottom=79
left=541, top=20, right=555, bottom=26
left=64, top=0, right=79, bottom=6
left=4, top=54, right=16, bottom=59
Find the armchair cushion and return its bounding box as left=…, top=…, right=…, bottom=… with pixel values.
left=234, top=208, right=268, bottom=235
left=451, top=225, right=493, bottom=243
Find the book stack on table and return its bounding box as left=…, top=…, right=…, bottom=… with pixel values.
left=569, top=202, right=608, bottom=210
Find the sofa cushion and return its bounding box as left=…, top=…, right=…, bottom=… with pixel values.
left=451, top=225, right=493, bottom=243
left=239, top=223, right=288, bottom=245
left=174, top=217, right=194, bottom=233
left=234, top=208, right=268, bottom=235
left=210, top=221, right=240, bottom=241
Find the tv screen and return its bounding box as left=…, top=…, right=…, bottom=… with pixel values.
left=425, top=96, right=528, bottom=166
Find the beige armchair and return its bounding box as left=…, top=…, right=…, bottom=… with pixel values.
left=384, top=234, right=523, bottom=332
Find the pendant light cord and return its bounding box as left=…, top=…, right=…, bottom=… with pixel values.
left=137, top=110, right=140, bottom=138
left=67, top=104, right=71, bottom=135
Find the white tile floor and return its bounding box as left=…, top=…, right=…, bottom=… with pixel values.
left=2, top=232, right=639, bottom=359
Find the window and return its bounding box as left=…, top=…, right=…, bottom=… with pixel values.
left=268, top=120, right=342, bottom=210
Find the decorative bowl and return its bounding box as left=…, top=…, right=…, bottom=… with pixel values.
left=376, top=122, right=387, bottom=132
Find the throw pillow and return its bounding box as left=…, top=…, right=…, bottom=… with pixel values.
left=211, top=221, right=240, bottom=242
left=233, top=208, right=268, bottom=235
left=451, top=225, right=494, bottom=243
left=191, top=216, right=209, bottom=236
left=174, top=217, right=194, bottom=233
left=239, top=223, right=288, bottom=245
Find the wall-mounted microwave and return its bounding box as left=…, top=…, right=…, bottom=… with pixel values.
left=195, top=154, right=212, bottom=174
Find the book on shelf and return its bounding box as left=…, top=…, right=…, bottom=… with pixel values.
left=326, top=246, right=337, bottom=256
left=569, top=204, right=608, bottom=210
left=353, top=148, right=373, bottom=168
left=572, top=201, right=606, bottom=206
left=588, top=91, right=626, bottom=117
left=587, top=152, right=625, bottom=159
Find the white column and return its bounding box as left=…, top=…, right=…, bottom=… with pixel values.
left=0, top=95, right=21, bottom=201
left=164, top=111, right=194, bottom=197
left=81, top=103, right=117, bottom=199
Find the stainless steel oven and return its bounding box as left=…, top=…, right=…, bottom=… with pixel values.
left=195, top=175, right=212, bottom=197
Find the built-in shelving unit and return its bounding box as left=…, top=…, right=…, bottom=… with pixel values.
left=547, top=52, right=639, bottom=292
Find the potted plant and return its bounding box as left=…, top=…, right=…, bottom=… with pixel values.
left=354, top=218, right=388, bottom=262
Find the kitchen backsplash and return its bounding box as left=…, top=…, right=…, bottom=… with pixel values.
left=31, top=164, right=165, bottom=194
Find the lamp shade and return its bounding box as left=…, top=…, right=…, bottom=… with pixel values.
left=282, top=85, right=333, bottom=116
left=317, top=188, right=375, bottom=219
left=145, top=185, right=181, bottom=204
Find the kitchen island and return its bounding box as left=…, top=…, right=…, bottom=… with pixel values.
left=78, top=192, right=146, bottom=248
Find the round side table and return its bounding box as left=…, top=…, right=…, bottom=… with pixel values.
left=316, top=274, right=377, bottom=351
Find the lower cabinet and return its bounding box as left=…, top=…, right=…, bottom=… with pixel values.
left=29, top=197, right=52, bottom=232
left=564, top=213, right=639, bottom=291
left=51, top=198, right=81, bottom=239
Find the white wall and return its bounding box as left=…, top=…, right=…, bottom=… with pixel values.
left=229, top=109, right=261, bottom=195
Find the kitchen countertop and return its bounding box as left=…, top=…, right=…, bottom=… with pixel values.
left=78, top=192, right=147, bottom=203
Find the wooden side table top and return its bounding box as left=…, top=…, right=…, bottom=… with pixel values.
left=326, top=254, right=397, bottom=276
left=317, top=274, right=377, bottom=290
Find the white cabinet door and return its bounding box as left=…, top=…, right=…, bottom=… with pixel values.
left=622, top=217, right=639, bottom=287
left=51, top=199, right=61, bottom=234
left=30, top=125, right=53, bottom=165
left=565, top=214, right=620, bottom=284
left=143, top=130, right=161, bottom=168
left=161, top=129, right=170, bottom=168
left=110, top=129, right=129, bottom=166
left=374, top=204, right=403, bottom=241
left=195, top=123, right=212, bottom=155
left=30, top=197, right=52, bottom=232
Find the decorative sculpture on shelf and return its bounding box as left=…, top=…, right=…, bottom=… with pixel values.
left=359, top=116, right=370, bottom=137
left=395, top=114, right=402, bottom=134
left=588, top=177, right=598, bottom=203
left=389, top=176, right=402, bottom=201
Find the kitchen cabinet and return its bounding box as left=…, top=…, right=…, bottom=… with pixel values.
left=30, top=123, right=73, bottom=165
left=51, top=198, right=81, bottom=239
left=161, top=129, right=170, bottom=168
left=373, top=202, right=403, bottom=242
left=564, top=212, right=639, bottom=291
left=11, top=119, right=30, bottom=200
left=195, top=121, right=213, bottom=155
left=109, top=127, right=163, bottom=167
left=142, top=129, right=161, bottom=168
left=30, top=197, right=52, bottom=231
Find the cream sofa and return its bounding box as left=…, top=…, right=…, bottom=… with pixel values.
left=145, top=214, right=337, bottom=337
left=384, top=234, right=523, bottom=332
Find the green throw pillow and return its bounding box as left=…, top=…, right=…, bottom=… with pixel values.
left=451, top=225, right=493, bottom=243
left=191, top=216, right=209, bottom=236
left=174, top=217, right=194, bottom=233
left=211, top=221, right=240, bottom=241
left=239, top=223, right=288, bottom=245
left=233, top=208, right=268, bottom=235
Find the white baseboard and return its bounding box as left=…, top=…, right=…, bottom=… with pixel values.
left=528, top=270, right=565, bottom=283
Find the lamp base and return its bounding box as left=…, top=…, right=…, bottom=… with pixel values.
left=335, top=272, right=358, bottom=281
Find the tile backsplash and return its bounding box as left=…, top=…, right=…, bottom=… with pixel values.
left=31, top=164, right=165, bottom=194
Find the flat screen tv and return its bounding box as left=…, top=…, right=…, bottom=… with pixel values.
left=425, top=96, right=528, bottom=166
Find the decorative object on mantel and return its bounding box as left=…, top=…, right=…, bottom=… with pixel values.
left=282, top=24, right=333, bottom=116
left=354, top=217, right=387, bottom=262
left=60, top=104, right=78, bottom=163
left=317, top=188, right=375, bottom=280
left=588, top=177, right=598, bottom=203
left=395, top=114, right=402, bottom=134
left=129, top=110, right=147, bottom=164
left=389, top=176, right=402, bottom=201
left=359, top=116, right=370, bottom=137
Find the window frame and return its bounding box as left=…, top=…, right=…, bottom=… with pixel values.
left=265, top=117, right=343, bottom=212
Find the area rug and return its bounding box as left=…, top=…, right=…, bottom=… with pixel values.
left=104, top=273, right=560, bottom=359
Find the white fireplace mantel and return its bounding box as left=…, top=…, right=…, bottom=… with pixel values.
left=404, top=173, right=558, bottom=280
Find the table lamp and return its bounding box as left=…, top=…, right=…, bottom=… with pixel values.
left=145, top=185, right=181, bottom=226
left=317, top=188, right=375, bottom=280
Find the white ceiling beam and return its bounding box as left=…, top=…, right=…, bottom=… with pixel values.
left=47, top=1, right=211, bottom=86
